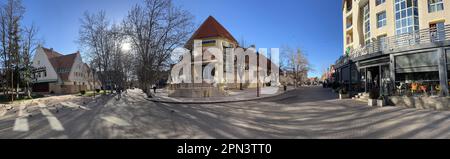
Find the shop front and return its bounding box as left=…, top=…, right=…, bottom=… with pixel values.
left=338, top=47, right=450, bottom=98
left=356, top=55, right=391, bottom=96
left=392, top=48, right=448, bottom=97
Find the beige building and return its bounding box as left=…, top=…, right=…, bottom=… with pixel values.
left=336, top=0, right=450, bottom=98
left=180, top=16, right=279, bottom=89
left=169, top=16, right=280, bottom=97
left=343, top=0, right=449, bottom=55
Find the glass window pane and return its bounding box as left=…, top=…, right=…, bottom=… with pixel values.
left=407, top=8, right=412, bottom=16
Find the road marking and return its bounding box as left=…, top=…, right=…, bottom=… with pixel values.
left=13, top=118, right=29, bottom=132
left=61, top=102, right=91, bottom=110
left=14, top=105, right=30, bottom=132
left=101, top=116, right=131, bottom=126
left=38, top=103, right=65, bottom=131
left=0, top=110, right=6, bottom=117
left=18, top=105, right=29, bottom=117
left=40, top=108, right=53, bottom=116
left=46, top=116, right=64, bottom=131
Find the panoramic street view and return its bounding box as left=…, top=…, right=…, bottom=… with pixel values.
left=0, top=0, right=449, bottom=140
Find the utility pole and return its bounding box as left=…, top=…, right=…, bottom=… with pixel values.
left=257, top=51, right=260, bottom=97
left=92, top=68, right=96, bottom=98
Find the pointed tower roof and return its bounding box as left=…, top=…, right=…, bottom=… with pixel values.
left=186, top=16, right=238, bottom=46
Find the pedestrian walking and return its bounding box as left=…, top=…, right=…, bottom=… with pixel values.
left=116, top=86, right=122, bottom=100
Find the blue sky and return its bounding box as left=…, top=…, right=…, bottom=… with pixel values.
left=22, top=0, right=343, bottom=78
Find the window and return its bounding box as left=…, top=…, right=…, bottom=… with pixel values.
left=378, top=35, right=387, bottom=50
left=346, top=16, right=353, bottom=29
left=346, top=32, right=353, bottom=44
left=430, top=22, right=446, bottom=41
left=363, top=4, right=371, bottom=44
left=376, top=0, right=386, bottom=6
left=346, top=0, right=352, bottom=12
left=44, top=71, right=47, bottom=77
left=245, top=55, right=249, bottom=70
left=429, top=0, right=444, bottom=13
left=377, top=11, right=387, bottom=28
left=395, top=0, right=419, bottom=35
left=202, top=40, right=216, bottom=45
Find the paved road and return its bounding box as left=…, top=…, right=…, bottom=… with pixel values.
left=1, top=87, right=450, bottom=138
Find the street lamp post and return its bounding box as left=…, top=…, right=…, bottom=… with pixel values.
left=92, top=68, right=96, bottom=98
left=257, top=51, right=260, bottom=97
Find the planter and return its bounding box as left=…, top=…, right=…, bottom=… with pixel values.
left=377, top=99, right=386, bottom=107
left=368, top=99, right=377, bottom=106
left=339, top=93, right=349, bottom=99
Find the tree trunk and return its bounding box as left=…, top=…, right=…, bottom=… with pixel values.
left=27, top=81, right=31, bottom=98
left=10, top=69, right=13, bottom=102
left=16, top=82, right=19, bottom=99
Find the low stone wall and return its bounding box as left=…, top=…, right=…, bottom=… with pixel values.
left=388, top=96, right=450, bottom=110
left=168, top=87, right=227, bottom=98
left=48, top=84, right=88, bottom=94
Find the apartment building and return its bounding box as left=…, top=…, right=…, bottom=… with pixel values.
left=336, top=0, right=450, bottom=97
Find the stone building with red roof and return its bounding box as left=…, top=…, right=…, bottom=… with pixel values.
left=169, top=16, right=280, bottom=97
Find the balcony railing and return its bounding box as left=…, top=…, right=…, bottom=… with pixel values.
left=349, top=24, right=450, bottom=59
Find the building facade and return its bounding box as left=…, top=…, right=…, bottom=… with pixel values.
left=337, top=0, right=450, bottom=97
left=32, top=47, right=100, bottom=94
left=173, top=16, right=279, bottom=90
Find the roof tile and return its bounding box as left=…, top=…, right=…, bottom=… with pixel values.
left=187, top=16, right=238, bottom=46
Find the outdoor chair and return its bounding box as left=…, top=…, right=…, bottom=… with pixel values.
left=435, top=85, right=441, bottom=96
left=420, top=85, right=427, bottom=95
left=411, top=83, right=419, bottom=94
left=396, top=83, right=406, bottom=96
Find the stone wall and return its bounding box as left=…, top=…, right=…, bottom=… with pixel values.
left=389, top=96, right=450, bottom=110
left=168, top=87, right=227, bottom=98
left=49, top=83, right=88, bottom=94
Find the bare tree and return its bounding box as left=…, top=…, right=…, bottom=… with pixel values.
left=21, top=23, right=39, bottom=98
left=282, top=46, right=311, bottom=88
left=0, top=0, right=25, bottom=101
left=79, top=11, right=115, bottom=92
left=123, top=0, right=193, bottom=94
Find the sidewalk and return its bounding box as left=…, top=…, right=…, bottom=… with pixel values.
left=148, top=86, right=295, bottom=104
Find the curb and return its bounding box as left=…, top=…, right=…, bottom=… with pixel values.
left=147, top=89, right=297, bottom=104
